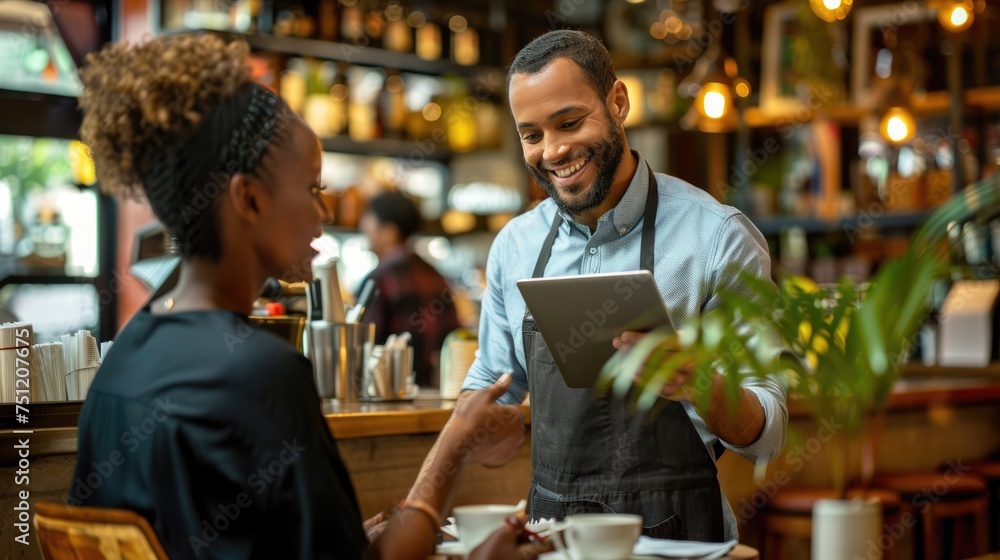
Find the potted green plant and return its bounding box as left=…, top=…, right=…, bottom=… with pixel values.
left=600, top=175, right=1000, bottom=558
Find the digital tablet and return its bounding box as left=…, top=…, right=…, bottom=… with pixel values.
left=516, top=270, right=674, bottom=389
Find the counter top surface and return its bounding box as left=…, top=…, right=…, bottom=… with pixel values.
left=322, top=364, right=1000, bottom=439
left=321, top=395, right=531, bottom=440
left=5, top=364, right=1000, bottom=445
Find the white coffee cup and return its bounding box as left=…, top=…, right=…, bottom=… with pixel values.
left=452, top=504, right=519, bottom=551
left=553, top=513, right=642, bottom=560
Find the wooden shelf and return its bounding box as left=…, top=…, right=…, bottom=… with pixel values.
left=752, top=211, right=931, bottom=236
left=743, top=85, right=1000, bottom=129
left=321, top=135, right=450, bottom=161
left=208, top=30, right=500, bottom=77
left=901, top=362, right=1000, bottom=379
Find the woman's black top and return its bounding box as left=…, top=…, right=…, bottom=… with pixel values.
left=70, top=309, right=368, bottom=559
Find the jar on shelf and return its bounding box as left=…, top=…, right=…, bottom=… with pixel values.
left=278, top=58, right=308, bottom=116
left=380, top=71, right=407, bottom=139
left=382, top=2, right=411, bottom=52
left=303, top=61, right=338, bottom=137
left=415, top=19, right=442, bottom=61
left=449, top=15, right=479, bottom=66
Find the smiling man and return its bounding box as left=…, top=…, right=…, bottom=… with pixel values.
left=460, top=30, right=788, bottom=542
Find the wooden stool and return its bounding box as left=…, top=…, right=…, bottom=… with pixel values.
left=761, top=488, right=903, bottom=560
left=966, top=461, right=1000, bottom=552
left=872, top=471, right=989, bottom=560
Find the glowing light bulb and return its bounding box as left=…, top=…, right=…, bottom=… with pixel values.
left=950, top=6, right=969, bottom=26
left=886, top=117, right=909, bottom=142
left=937, top=1, right=975, bottom=31
left=703, top=91, right=726, bottom=119
left=880, top=107, right=916, bottom=144
left=809, top=0, right=852, bottom=22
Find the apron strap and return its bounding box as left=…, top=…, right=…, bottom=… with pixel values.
left=640, top=165, right=657, bottom=272
left=532, top=209, right=564, bottom=279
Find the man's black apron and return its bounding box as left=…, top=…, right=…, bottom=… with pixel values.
left=524, top=167, right=726, bottom=541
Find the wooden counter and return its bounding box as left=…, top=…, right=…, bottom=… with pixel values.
left=321, top=364, right=1000, bottom=439
left=321, top=397, right=531, bottom=440
left=3, top=364, right=1000, bottom=560
left=5, top=363, right=1000, bottom=455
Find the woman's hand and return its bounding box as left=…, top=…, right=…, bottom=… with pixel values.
left=363, top=511, right=388, bottom=542
left=444, top=373, right=526, bottom=468
left=469, top=513, right=547, bottom=560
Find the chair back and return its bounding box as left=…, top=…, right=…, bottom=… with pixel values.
left=33, top=502, right=168, bottom=559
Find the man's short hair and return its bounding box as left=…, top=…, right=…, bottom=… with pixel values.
left=367, top=191, right=421, bottom=240
left=507, top=30, right=616, bottom=100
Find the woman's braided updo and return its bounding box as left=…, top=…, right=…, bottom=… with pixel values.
left=79, top=33, right=293, bottom=260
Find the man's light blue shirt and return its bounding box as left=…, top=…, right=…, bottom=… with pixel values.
left=462, top=152, right=788, bottom=540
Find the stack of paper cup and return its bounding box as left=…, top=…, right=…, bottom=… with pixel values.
left=439, top=328, right=478, bottom=399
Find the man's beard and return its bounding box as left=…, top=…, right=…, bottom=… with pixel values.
left=526, top=114, right=625, bottom=216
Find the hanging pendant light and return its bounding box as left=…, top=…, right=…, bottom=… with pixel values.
left=929, top=0, right=975, bottom=32
left=880, top=107, right=916, bottom=144
left=877, top=49, right=918, bottom=145
left=808, top=0, right=853, bottom=22
left=679, top=45, right=745, bottom=133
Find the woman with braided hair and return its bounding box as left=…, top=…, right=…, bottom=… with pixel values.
left=70, top=33, right=534, bottom=559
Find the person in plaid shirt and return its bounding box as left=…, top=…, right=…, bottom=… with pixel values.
left=359, top=191, right=460, bottom=388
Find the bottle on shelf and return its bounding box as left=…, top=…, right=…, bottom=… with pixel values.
left=340, top=0, right=366, bottom=45
left=380, top=71, right=407, bottom=140
left=923, top=141, right=953, bottom=209
left=444, top=78, right=476, bottom=152
left=422, top=93, right=446, bottom=143
left=279, top=58, right=308, bottom=116
left=475, top=99, right=502, bottom=149
left=382, top=2, right=412, bottom=52
left=414, top=16, right=442, bottom=61
left=303, top=60, right=337, bottom=138
left=363, top=0, right=386, bottom=48
left=317, top=0, right=338, bottom=41
left=328, top=68, right=349, bottom=138
left=347, top=67, right=383, bottom=142
left=449, top=14, right=479, bottom=67
left=883, top=147, right=921, bottom=212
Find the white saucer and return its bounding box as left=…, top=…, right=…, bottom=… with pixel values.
left=435, top=540, right=469, bottom=557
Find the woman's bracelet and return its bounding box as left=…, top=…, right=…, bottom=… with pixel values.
left=401, top=498, right=443, bottom=528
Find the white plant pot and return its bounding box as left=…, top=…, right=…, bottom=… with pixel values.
left=812, top=498, right=883, bottom=560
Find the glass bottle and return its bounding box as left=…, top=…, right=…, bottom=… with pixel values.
left=329, top=68, right=349, bottom=137
left=279, top=58, right=308, bottom=116
left=382, top=2, right=412, bottom=52
left=923, top=142, right=952, bottom=208
left=380, top=71, right=407, bottom=139
left=449, top=15, right=479, bottom=66
left=340, top=0, right=366, bottom=45
left=347, top=67, right=383, bottom=142
left=317, top=0, right=338, bottom=41
left=415, top=20, right=442, bottom=61
left=304, top=61, right=337, bottom=137
left=363, top=0, right=385, bottom=48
